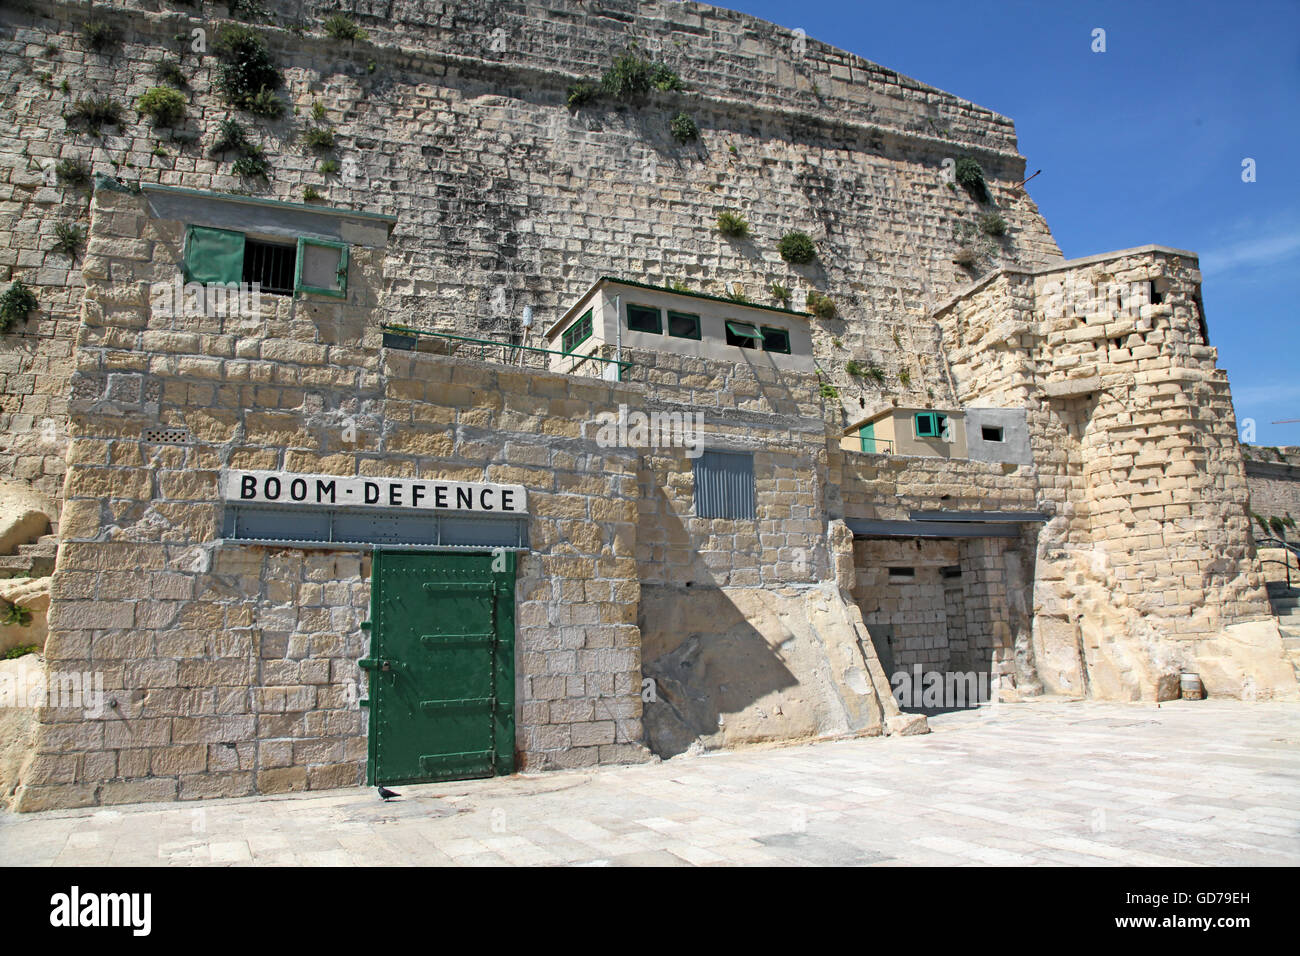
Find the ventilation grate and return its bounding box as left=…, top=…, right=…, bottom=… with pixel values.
left=142, top=427, right=191, bottom=444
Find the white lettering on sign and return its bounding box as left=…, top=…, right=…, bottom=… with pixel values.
left=223, top=471, right=527, bottom=514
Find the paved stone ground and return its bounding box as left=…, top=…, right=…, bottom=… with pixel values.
left=2, top=699, right=1297, bottom=866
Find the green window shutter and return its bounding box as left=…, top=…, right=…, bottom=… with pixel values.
left=859, top=422, right=876, bottom=454
left=725, top=321, right=762, bottom=339
left=295, top=237, right=349, bottom=298
left=184, top=225, right=245, bottom=285
left=915, top=413, right=942, bottom=438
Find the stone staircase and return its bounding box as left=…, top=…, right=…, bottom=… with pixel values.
left=0, top=533, right=57, bottom=579
left=1266, top=581, right=1300, bottom=678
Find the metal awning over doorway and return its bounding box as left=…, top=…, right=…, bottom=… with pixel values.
left=847, top=510, right=1050, bottom=539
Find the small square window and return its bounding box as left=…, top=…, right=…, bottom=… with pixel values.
left=667, top=310, right=701, bottom=339
left=626, top=304, right=662, bottom=334
left=887, top=567, right=915, bottom=578
left=725, top=321, right=761, bottom=349
left=981, top=425, right=1004, bottom=442
left=761, top=326, right=791, bottom=354
left=914, top=413, right=942, bottom=438
left=243, top=238, right=296, bottom=296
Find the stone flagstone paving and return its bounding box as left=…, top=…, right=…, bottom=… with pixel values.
left=2, top=699, right=1297, bottom=866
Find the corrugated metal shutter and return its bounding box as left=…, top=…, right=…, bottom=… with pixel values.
left=694, top=450, right=755, bottom=519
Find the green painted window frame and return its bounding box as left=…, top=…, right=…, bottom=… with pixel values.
left=761, top=326, right=791, bottom=354
left=914, top=412, right=947, bottom=439
left=725, top=321, right=761, bottom=348
left=626, top=303, right=662, bottom=334
left=667, top=310, right=701, bottom=340
left=294, top=236, right=349, bottom=298
left=562, top=309, right=594, bottom=354
left=183, top=225, right=245, bottom=286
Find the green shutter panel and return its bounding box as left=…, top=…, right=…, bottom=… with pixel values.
left=725, top=321, right=762, bottom=340
left=295, top=237, right=349, bottom=298
left=184, top=226, right=245, bottom=285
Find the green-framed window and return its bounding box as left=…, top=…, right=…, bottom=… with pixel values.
left=761, top=326, right=791, bottom=354
left=626, top=303, right=662, bottom=334
left=562, top=309, right=593, bottom=354
left=295, top=236, right=349, bottom=298
left=182, top=225, right=349, bottom=299
left=725, top=321, right=761, bottom=349
left=667, top=310, right=701, bottom=340
left=183, top=225, right=245, bottom=285
left=914, top=412, right=948, bottom=439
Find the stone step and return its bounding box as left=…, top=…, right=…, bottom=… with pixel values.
left=0, top=553, right=54, bottom=578
left=16, top=539, right=57, bottom=557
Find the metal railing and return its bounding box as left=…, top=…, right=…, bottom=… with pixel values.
left=381, top=326, right=634, bottom=381
left=1256, top=535, right=1300, bottom=589
left=856, top=438, right=896, bottom=455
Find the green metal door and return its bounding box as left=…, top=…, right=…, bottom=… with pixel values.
left=859, top=422, right=876, bottom=454
left=363, top=551, right=516, bottom=785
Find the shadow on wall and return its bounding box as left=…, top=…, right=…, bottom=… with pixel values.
left=638, top=584, right=804, bottom=758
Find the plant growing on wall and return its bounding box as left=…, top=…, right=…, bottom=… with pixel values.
left=601, top=52, right=683, bottom=102
left=566, top=81, right=599, bottom=109
left=1, top=604, right=33, bottom=628
left=716, top=210, right=749, bottom=237
left=232, top=151, right=269, bottom=179
left=979, top=212, right=1008, bottom=237
left=806, top=290, right=836, bottom=318
left=80, top=20, right=119, bottom=53
left=136, top=87, right=187, bottom=126
left=66, top=95, right=125, bottom=135
left=303, top=186, right=324, bottom=202
left=670, top=112, right=699, bottom=143
left=53, top=222, right=84, bottom=258
left=319, top=158, right=340, bottom=175
left=323, top=15, right=368, bottom=41
left=301, top=127, right=336, bottom=152
left=768, top=281, right=792, bottom=307
left=55, top=157, right=90, bottom=187
left=3, top=643, right=38, bottom=657
left=228, top=0, right=271, bottom=22
left=898, top=368, right=912, bottom=387
left=954, top=155, right=989, bottom=202
left=779, top=231, right=817, bottom=264
left=155, top=59, right=188, bottom=88
left=0, top=280, right=38, bottom=332
left=212, top=26, right=284, bottom=117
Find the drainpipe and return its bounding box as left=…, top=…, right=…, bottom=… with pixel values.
left=613, top=293, right=622, bottom=382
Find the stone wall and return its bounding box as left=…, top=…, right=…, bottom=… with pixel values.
left=0, top=0, right=1062, bottom=511
left=1244, top=448, right=1300, bottom=527
left=13, top=187, right=657, bottom=809
left=936, top=247, right=1294, bottom=701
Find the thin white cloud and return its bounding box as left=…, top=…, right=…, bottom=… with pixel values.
left=1200, top=230, right=1300, bottom=276
left=1231, top=380, right=1300, bottom=407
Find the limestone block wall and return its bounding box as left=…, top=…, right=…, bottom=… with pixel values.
left=13, top=188, right=655, bottom=810
left=936, top=248, right=1291, bottom=700
left=1244, top=449, right=1300, bottom=526
left=0, top=0, right=1063, bottom=510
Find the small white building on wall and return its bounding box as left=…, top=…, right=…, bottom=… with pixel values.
left=543, top=277, right=817, bottom=378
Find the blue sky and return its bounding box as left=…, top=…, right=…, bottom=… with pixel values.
left=723, top=0, right=1300, bottom=446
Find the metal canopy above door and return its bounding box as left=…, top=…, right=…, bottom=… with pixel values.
left=221, top=503, right=528, bottom=551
